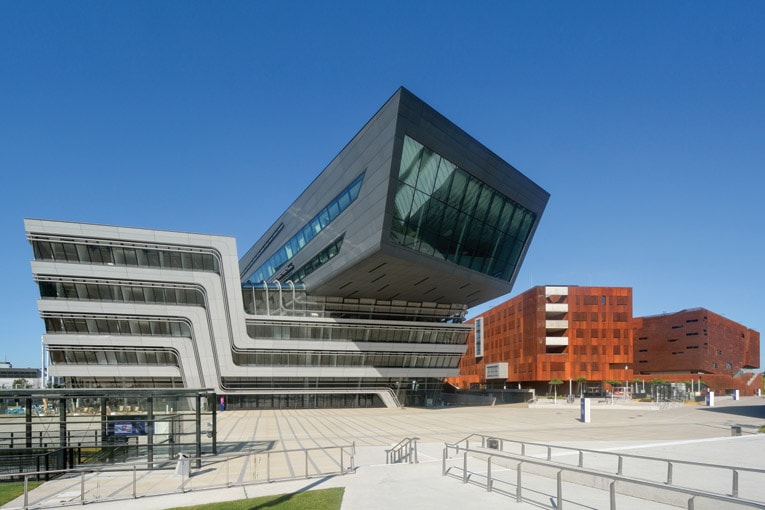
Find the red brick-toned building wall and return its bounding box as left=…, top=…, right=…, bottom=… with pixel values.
left=633, top=308, right=760, bottom=394
left=447, top=288, right=760, bottom=397
left=566, top=286, right=633, bottom=383
left=448, top=286, right=633, bottom=392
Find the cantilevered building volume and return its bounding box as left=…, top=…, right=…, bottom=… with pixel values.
left=25, top=88, right=549, bottom=408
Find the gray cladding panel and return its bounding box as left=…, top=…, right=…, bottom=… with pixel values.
left=242, top=87, right=549, bottom=306
left=309, top=250, right=510, bottom=307
left=239, top=92, right=402, bottom=281
left=394, top=88, right=549, bottom=215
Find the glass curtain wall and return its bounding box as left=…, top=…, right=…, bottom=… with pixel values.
left=31, top=240, right=220, bottom=273
left=244, top=172, right=364, bottom=285
left=391, top=135, right=536, bottom=281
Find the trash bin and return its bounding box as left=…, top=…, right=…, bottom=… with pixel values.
left=175, top=452, right=190, bottom=476
left=731, top=425, right=742, bottom=437
left=486, top=438, right=500, bottom=450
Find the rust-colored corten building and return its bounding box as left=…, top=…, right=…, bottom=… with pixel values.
left=633, top=308, right=760, bottom=394
left=448, top=286, right=633, bottom=394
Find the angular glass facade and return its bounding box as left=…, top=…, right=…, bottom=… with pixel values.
left=244, top=172, right=364, bottom=285
left=289, top=234, right=345, bottom=284
left=391, top=136, right=536, bottom=281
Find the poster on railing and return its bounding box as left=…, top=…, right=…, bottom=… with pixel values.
left=114, top=421, right=148, bottom=435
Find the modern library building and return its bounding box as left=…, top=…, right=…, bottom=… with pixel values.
left=25, top=88, right=549, bottom=408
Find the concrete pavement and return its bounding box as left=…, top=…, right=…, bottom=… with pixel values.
left=4, top=396, right=765, bottom=509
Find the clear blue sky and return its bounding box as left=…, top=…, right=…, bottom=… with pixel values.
left=2, top=1, right=763, bottom=370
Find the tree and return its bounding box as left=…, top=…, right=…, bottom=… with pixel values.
left=549, top=378, right=563, bottom=402
left=605, top=379, right=622, bottom=390
left=575, top=377, right=587, bottom=397
left=12, top=378, right=29, bottom=389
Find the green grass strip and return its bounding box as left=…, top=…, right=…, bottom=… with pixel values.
left=167, top=487, right=344, bottom=510
left=0, top=481, right=44, bottom=506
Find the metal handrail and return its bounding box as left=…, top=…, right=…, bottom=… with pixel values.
left=1, top=442, right=356, bottom=510
left=448, top=432, right=764, bottom=497
left=442, top=443, right=765, bottom=510
left=386, top=437, right=419, bottom=464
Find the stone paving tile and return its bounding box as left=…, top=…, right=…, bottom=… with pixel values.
left=3, top=396, right=764, bottom=509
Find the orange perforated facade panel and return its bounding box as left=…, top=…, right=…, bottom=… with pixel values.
left=633, top=308, right=760, bottom=376
left=450, top=286, right=633, bottom=392
left=448, top=288, right=761, bottom=396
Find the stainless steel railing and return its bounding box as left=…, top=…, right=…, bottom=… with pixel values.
left=385, top=437, right=419, bottom=464
left=443, top=437, right=765, bottom=509
left=447, top=432, right=765, bottom=501
left=1, top=442, right=356, bottom=509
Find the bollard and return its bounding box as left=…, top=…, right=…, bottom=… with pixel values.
left=732, top=470, right=739, bottom=498
left=667, top=462, right=673, bottom=486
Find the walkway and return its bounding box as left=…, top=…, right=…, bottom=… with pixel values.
left=5, top=396, right=765, bottom=509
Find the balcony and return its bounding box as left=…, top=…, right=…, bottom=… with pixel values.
left=545, top=320, right=568, bottom=330
left=545, top=303, right=568, bottom=313
left=545, top=337, right=569, bottom=347
left=545, top=286, right=568, bottom=296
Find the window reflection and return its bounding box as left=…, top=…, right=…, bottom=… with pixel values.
left=232, top=349, right=461, bottom=369
left=245, top=321, right=466, bottom=344
left=39, top=280, right=205, bottom=307
left=289, top=235, right=345, bottom=283
left=49, top=348, right=179, bottom=367
left=391, top=136, right=536, bottom=281
left=245, top=172, right=364, bottom=284
left=44, top=315, right=192, bottom=338
left=32, top=240, right=220, bottom=273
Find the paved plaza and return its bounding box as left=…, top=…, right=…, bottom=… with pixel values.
left=5, top=396, right=765, bottom=509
